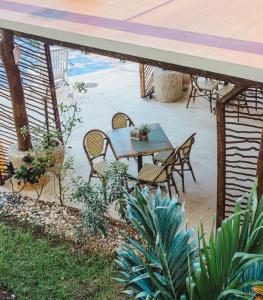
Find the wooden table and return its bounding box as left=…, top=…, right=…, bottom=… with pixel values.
left=107, top=123, right=173, bottom=172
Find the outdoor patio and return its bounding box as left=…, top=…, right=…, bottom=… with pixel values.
left=63, top=60, right=217, bottom=229
left=0, top=0, right=263, bottom=298
left=0, top=56, right=217, bottom=230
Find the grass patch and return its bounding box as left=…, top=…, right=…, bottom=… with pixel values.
left=0, top=222, right=123, bottom=299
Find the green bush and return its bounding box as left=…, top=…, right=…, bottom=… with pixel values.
left=71, top=161, right=128, bottom=235
left=116, top=183, right=263, bottom=299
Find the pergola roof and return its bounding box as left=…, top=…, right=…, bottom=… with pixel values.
left=0, top=0, right=263, bottom=84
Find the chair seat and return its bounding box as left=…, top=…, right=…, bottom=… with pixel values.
left=216, top=84, right=234, bottom=97
left=93, top=159, right=112, bottom=176
left=138, top=164, right=167, bottom=183
left=153, top=150, right=173, bottom=164
left=194, top=79, right=219, bottom=91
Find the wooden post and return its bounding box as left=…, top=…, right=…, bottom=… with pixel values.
left=139, top=64, right=146, bottom=98
left=216, top=85, right=245, bottom=227
left=0, top=29, right=32, bottom=151
left=216, top=99, right=226, bottom=228
left=257, top=128, right=263, bottom=200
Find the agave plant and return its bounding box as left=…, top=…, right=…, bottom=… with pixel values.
left=115, top=188, right=197, bottom=299
left=117, top=182, right=263, bottom=300
left=188, top=182, right=263, bottom=300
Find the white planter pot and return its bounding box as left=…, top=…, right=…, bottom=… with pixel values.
left=8, top=143, right=29, bottom=169
left=8, top=143, right=51, bottom=191
left=8, top=141, right=65, bottom=176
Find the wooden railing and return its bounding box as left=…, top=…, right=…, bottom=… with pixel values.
left=0, top=36, right=61, bottom=184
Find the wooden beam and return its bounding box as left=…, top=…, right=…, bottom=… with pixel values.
left=0, top=29, right=32, bottom=151
left=216, top=85, right=245, bottom=227
left=13, top=30, right=263, bottom=89
left=257, top=128, right=263, bottom=200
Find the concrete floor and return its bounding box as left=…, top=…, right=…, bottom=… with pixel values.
left=2, top=61, right=217, bottom=231
left=61, top=62, right=217, bottom=231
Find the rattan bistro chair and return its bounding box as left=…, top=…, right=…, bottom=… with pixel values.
left=186, top=76, right=219, bottom=113
left=83, top=129, right=116, bottom=182
left=153, top=133, right=196, bottom=193
left=112, top=112, right=134, bottom=129
left=137, top=149, right=179, bottom=198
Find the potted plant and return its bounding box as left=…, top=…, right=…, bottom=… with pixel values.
left=30, top=130, right=64, bottom=176
left=8, top=153, right=51, bottom=202
left=139, top=124, right=151, bottom=141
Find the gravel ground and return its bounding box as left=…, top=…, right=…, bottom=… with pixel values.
left=0, top=192, right=135, bottom=256
left=0, top=286, right=15, bottom=300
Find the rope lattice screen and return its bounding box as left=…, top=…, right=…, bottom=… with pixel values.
left=224, top=87, right=263, bottom=217
left=139, top=64, right=154, bottom=98
left=0, top=36, right=60, bottom=183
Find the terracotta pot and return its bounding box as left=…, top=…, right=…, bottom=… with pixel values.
left=140, top=134, right=148, bottom=141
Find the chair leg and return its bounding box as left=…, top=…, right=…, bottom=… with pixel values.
left=181, top=164, right=185, bottom=193
left=187, top=159, right=196, bottom=182
left=186, top=86, right=195, bottom=108
left=88, top=171, right=93, bottom=183
left=171, top=174, right=179, bottom=197
left=193, top=89, right=196, bottom=102
left=209, top=91, right=213, bottom=113
left=167, top=180, right=172, bottom=198
left=244, top=97, right=250, bottom=115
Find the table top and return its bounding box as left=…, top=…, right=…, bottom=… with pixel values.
left=0, top=0, right=262, bottom=84
left=107, top=123, right=173, bottom=159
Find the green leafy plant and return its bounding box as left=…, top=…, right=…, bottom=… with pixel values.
left=139, top=124, right=151, bottom=135
left=70, top=161, right=128, bottom=235
left=8, top=154, right=51, bottom=203
left=188, top=182, right=263, bottom=300
left=116, top=188, right=197, bottom=299
left=116, top=182, right=263, bottom=300
left=73, top=81, right=89, bottom=94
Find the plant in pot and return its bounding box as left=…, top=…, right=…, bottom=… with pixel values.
left=139, top=124, right=151, bottom=141
left=26, top=81, right=86, bottom=205
left=8, top=153, right=51, bottom=203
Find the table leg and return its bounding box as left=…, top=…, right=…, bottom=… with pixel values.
left=137, top=155, right=143, bottom=172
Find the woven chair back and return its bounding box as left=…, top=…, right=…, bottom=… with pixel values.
left=83, top=130, right=109, bottom=164
left=112, top=112, right=134, bottom=129
left=179, top=133, right=196, bottom=160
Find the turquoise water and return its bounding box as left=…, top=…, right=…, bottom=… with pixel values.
left=67, top=51, right=121, bottom=77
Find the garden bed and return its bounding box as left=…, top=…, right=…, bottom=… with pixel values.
left=0, top=192, right=135, bottom=257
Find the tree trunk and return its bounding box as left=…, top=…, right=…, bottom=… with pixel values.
left=0, top=29, right=32, bottom=151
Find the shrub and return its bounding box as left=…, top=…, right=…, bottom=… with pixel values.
left=116, top=183, right=263, bottom=299
left=70, top=161, right=128, bottom=235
